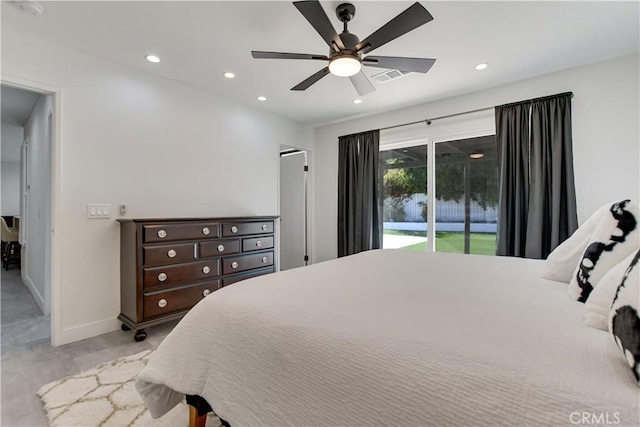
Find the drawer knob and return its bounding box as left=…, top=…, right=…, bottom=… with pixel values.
left=261, top=224, right=268, bottom=231
left=262, top=256, right=268, bottom=263
left=256, top=240, right=262, bottom=247
left=157, top=229, right=167, bottom=238
left=167, top=249, right=177, bottom=258
left=158, top=272, right=167, bottom=282
left=231, top=226, right=239, bottom=234
left=202, top=227, right=211, bottom=235
left=203, top=289, right=211, bottom=297
left=202, top=265, right=211, bottom=274
left=158, top=299, right=167, bottom=308
left=217, top=244, right=225, bottom=252
left=231, top=261, right=239, bottom=269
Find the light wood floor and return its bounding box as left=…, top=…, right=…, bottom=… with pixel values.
left=1, top=267, right=177, bottom=426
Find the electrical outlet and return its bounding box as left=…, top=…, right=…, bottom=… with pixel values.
left=87, top=203, right=111, bottom=219
left=120, top=204, right=127, bottom=215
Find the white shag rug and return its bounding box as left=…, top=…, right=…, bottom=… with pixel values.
left=38, top=349, right=221, bottom=427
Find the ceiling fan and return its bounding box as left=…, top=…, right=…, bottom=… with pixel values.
left=251, top=1, right=436, bottom=96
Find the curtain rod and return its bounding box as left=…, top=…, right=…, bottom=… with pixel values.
left=376, top=91, right=574, bottom=133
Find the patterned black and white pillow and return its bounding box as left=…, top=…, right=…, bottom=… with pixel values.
left=568, top=200, right=639, bottom=302
left=609, top=249, right=640, bottom=385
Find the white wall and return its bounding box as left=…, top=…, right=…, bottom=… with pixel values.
left=312, top=54, right=640, bottom=263
left=1, top=123, right=23, bottom=215
left=1, top=161, right=20, bottom=216
left=22, top=94, right=53, bottom=314
left=2, top=28, right=313, bottom=345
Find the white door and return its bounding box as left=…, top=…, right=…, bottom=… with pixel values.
left=19, top=137, right=29, bottom=276
left=279, top=151, right=307, bottom=270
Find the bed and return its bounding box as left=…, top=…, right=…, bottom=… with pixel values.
left=136, top=249, right=639, bottom=426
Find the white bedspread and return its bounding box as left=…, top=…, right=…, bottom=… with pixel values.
left=136, top=250, right=639, bottom=426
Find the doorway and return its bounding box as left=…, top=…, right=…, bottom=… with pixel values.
left=1, top=81, right=56, bottom=347
left=279, top=146, right=309, bottom=270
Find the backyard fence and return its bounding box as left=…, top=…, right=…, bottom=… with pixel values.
left=384, top=193, right=498, bottom=223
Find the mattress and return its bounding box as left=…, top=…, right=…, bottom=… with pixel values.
left=136, top=250, right=640, bottom=426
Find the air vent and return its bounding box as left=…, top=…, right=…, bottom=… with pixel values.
left=372, top=69, right=412, bottom=84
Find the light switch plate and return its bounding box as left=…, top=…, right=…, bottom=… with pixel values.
left=87, top=203, right=111, bottom=219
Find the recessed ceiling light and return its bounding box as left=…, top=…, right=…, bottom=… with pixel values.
left=145, top=55, right=161, bottom=64
left=353, top=99, right=362, bottom=104
left=475, top=63, right=488, bottom=70
left=257, top=96, right=267, bottom=102
left=470, top=153, right=485, bottom=159
left=223, top=72, right=235, bottom=79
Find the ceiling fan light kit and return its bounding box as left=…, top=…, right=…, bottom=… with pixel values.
left=251, top=0, right=436, bottom=96
left=329, top=55, right=361, bottom=77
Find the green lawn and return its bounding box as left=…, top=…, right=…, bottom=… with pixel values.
left=384, top=230, right=496, bottom=256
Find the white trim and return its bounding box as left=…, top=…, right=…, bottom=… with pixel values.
left=1, top=73, right=63, bottom=346
left=57, top=318, right=121, bottom=346
left=23, top=275, right=45, bottom=314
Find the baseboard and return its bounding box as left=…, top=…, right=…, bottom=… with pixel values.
left=24, top=275, right=45, bottom=315
left=54, top=317, right=120, bottom=346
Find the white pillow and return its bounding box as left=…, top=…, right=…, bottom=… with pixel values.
left=608, top=249, right=640, bottom=385
left=584, top=253, right=636, bottom=330
left=568, top=200, right=639, bottom=302
left=543, top=203, right=610, bottom=282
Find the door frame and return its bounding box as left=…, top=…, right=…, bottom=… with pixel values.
left=2, top=73, right=63, bottom=346
left=277, top=144, right=313, bottom=267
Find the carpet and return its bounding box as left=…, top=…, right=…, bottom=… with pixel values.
left=38, top=349, right=221, bottom=427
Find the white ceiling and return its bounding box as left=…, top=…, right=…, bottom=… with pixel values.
left=2, top=1, right=638, bottom=126
left=1, top=85, right=41, bottom=126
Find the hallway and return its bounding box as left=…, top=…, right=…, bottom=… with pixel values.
left=1, top=268, right=176, bottom=426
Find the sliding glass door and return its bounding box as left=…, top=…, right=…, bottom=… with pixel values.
left=381, top=135, right=498, bottom=255
left=380, top=144, right=428, bottom=250
left=434, top=135, right=498, bottom=255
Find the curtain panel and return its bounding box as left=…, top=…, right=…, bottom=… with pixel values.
left=338, top=130, right=381, bottom=257
left=496, top=93, right=578, bottom=259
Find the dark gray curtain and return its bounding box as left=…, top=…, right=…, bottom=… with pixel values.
left=496, top=93, right=577, bottom=259
left=496, top=103, right=531, bottom=257
left=338, top=130, right=381, bottom=257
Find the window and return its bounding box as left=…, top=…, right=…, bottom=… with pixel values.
left=380, top=133, right=498, bottom=255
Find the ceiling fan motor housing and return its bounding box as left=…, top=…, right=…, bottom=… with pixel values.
left=335, top=32, right=360, bottom=56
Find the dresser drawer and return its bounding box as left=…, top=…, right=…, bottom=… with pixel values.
left=143, top=242, right=196, bottom=266
left=223, top=267, right=275, bottom=287
left=222, top=251, right=274, bottom=275
left=199, top=239, right=240, bottom=258
left=221, top=220, right=274, bottom=237
left=144, top=280, right=221, bottom=319
left=242, top=236, right=274, bottom=252
left=143, top=222, right=219, bottom=243
left=144, top=259, right=220, bottom=289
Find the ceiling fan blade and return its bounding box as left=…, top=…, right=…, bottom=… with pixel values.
left=293, top=1, right=345, bottom=52
left=291, top=67, right=331, bottom=91
left=355, top=3, right=433, bottom=55
left=363, top=56, right=436, bottom=73
left=349, top=71, right=375, bottom=96
left=252, top=51, right=328, bottom=61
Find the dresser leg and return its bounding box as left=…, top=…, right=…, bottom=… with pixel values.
left=121, top=323, right=131, bottom=331
left=134, top=329, right=147, bottom=342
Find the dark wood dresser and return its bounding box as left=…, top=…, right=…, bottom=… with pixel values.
left=118, top=216, right=278, bottom=341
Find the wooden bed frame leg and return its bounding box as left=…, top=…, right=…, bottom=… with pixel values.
left=189, top=405, right=207, bottom=427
